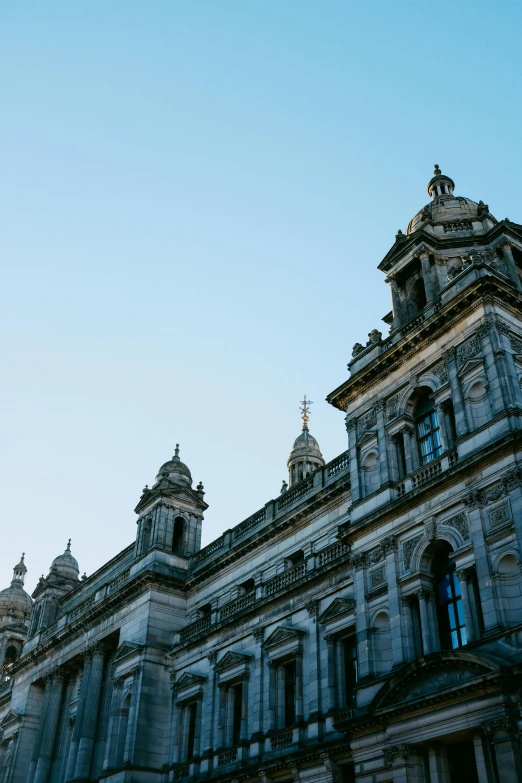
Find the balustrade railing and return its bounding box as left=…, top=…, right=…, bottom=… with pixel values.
left=220, top=591, right=255, bottom=620
left=326, top=451, right=349, bottom=478
left=107, top=569, right=130, bottom=594
left=233, top=507, right=266, bottom=540
left=218, top=748, right=237, bottom=766
left=179, top=614, right=212, bottom=644
left=174, top=763, right=190, bottom=780
left=192, top=535, right=224, bottom=566
left=270, top=729, right=293, bottom=750
left=265, top=562, right=307, bottom=596
left=318, top=541, right=350, bottom=567
left=277, top=476, right=314, bottom=511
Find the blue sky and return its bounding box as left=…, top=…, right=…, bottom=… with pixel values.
left=1, top=1, right=521, bottom=591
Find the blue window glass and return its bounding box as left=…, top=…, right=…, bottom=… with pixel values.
left=433, top=547, right=466, bottom=650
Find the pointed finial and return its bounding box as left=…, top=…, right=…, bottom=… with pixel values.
left=66, top=539, right=71, bottom=551
left=434, top=164, right=441, bottom=175
left=174, top=444, right=180, bottom=459
left=299, top=395, right=313, bottom=431
left=21, top=553, right=25, bottom=562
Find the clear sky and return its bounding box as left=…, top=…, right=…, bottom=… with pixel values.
left=1, top=1, right=521, bottom=592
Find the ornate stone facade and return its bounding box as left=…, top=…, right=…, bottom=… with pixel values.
left=1, top=167, right=522, bottom=783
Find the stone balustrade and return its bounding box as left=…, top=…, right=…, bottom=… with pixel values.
left=265, top=562, right=307, bottom=596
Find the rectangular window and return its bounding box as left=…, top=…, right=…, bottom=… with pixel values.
left=417, top=410, right=442, bottom=465
left=232, top=683, right=243, bottom=745
left=187, top=702, right=197, bottom=760
left=342, top=638, right=357, bottom=705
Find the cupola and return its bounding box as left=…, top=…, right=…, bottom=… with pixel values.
left=287, top=396, right=325, bottom=487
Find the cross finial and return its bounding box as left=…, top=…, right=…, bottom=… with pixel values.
left=174, top=444, right=180, bottom=459
left=67, top=539, right=71, bottom=551
left=299, top=395, right=313, bottom=431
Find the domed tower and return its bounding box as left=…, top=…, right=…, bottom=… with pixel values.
left=0, top=554, right=32, bottom=675
left=134, top=445, right=208, bottom=559
left=287, top=396, right=325, bottom=486
left=29, top=541, right=80, bottom=637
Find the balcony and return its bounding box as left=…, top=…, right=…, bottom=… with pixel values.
left=270, top=728, right=293, bottom=750
left=396, top=449, right=458, bottom=498
left=219, top=591, right=255, bottom=620
left=217, top=747, right=238, bottom=766
left=265, top=562, right=307, bottom=596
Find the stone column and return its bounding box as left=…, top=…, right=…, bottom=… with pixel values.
left=294, top=651, right=303, bottom=721
left=417, top=589, right=432, bottom=655
left=444, top=348, right=469, bottom=436
left=484, top=718, right=522, bottom=780
left=400, top=597, right=415, bottom=661
left=426, top=590, right=440, bottom=653
left=435, top=404, right=449, bottom=452
left=495, top=320, right=522, bottom=409
left=202, top=652, right=216, bottom=757
left=402, top=427, right=416, bottom=475
left=387, top=276, right=402, bottom=330
left=420, top=252, right=435, bottom=304
left=347, top=418, right=360, bottom=504
left=267, top=662, right=277, bottom=731
left=75, top=644, right=106, bottom=779
left=251, top=630, right=264, bottom=743
left=276, top=665, right=285, bottom=728
left=240, top=676, right=249, bottom=742
left=457, top=570, right=475, bottom=643
left=428, top=745, right=451, bottom=782
left=27, top=677, right=54, bottom=783
left=217, top=684, right=227, bottom=747
left=92, top=656, right=114, bottom=779
left=501, top=242, right=521, bottom=289
left=375, top=401, right=389, bottom=487
left=102, top=676, right=124, bottom=771
left=385, top=540, right=404, bottom=667
left=335, top=639, right=345, bottom=707
left=304, top=603, right=320, bottom=730
left=65, top=650, right=93, bottom=781
left=193, top=699, right=203, bottom=758
left=0, top=638, right=8, bottom=673
left=225, top=686, right=235, bottom=746
left=353, top=558, right=370, bottom=680
left=325, top=635, right=337, bottom=711
left=34, top=669, right=66, bottom=783
left=122, top=667, right=140, bottom=764
left=472, top=734, right=490, bottom=783
left=465, top=499, right=499, bottom=632
left=171, top=703, right=183, bottom=764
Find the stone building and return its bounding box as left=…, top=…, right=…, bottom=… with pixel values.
left=2, top=167, right=522, bottom=783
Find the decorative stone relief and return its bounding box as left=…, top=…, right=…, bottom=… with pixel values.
left=457, top=334, right=481, bottom=366
left=384, top=745, right=410, bottom=764
left=432, top=361, right=448, bottom=383
left=402, top=534, right=423, bottom=571
left=464, top=468, right=522, bottom=509
left=386, top=394, right=399, bottom=421
left=488, top=501, right=511, bottom=528
left=510, top=334, right=522, bottom=354
left=482, top=717, right=512, bottom=735
left=442, top=512, right=470, bottom=541
left=358, top=408, right=376, bottom=436
left=370, top=566, right=386, bottom=589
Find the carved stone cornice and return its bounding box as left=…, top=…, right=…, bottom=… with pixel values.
left=384, top=744, right=410, bottom=764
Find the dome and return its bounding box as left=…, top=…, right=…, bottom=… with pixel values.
left=51, top=541, right=80, bottom=581
left=154, top=444, right=192, bottom=486
left=288, top=429, right=324, bottom=462
left=0, top=554, right=32, bottom=622
left=406, top=165, right=495, bottom=235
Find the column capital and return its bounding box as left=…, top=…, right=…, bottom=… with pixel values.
left=207, top=650, right=218, bottom=664
left=456, top=568, right=469, bottom=583
left=416, top=587, right=434, bottom=602
left=325, top=634, right=336, bottom=646
left=253, top=627, right=265, bottom=643
left=267, top=660, right=278, bottom=671
left=384, top=744, right=410, bottom=764
left=305, top=600, right=319, bottom=618
left=482, top=716, right=513, bottom=736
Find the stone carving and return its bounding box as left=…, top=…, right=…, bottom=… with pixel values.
left=488, top=502, right=510, bottom=528
left=368, top=329, right=382, bottom=344
left=305, top=600, right=319, bottom=618
left=477, top=200, right=489, bottom=217
left=510, top=334, right=522, bottom=354
left=384, top=745, right=410, bottom=764
left=351, top=552, right=368, bottom=570
left=358, top=408, right=376, bottom=436
left=402, top=534, right=423, bottom=571
left=443, top=512, right=470, bottom=541
left=443, top=220, right=473, bottom=233
left=352, top=536, right=396, bottom=571
left=465, top=468, right=522, bottom=509
left=352, top=342, right=364, bottom=357
left=432, top=361, right=448, bottom=383
left=457, top=334, right=481, bottom=365
left=386, top=394, right=399, bottom=421
left=424, top=517, right=437, bottom=542
left=482, top=717, right=512, bottom=736
left=370, top=566, right=386, bottom=589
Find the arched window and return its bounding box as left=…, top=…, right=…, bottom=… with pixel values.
left=172, top=517, right=184, bottom=555
left=432, top=544, right=466, bottom=649
left=414, top=390, right=442, bottom=465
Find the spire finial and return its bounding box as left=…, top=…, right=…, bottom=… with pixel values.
left=21, top=553, right=25, bottom=562
left=434, top=163, right=441, bottom=175
left=66, top=539, right=71, bottom=551
left=299, top=395, right=313, bottom=431
left=174, top=444, right=180, bottom=459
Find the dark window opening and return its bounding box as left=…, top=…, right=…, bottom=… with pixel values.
left=414, top=391, right=442, bottom=465
left=232, top=683, right=243, bottom=745
left=199, top=603, right=212, bottom=618
left=447, top=740, right=479, bottom=783
left=284, top=660, right=296, bottom=727
left=187, top=702, right=197, bottom=760
left=342, top=638, right=357, bottom=705
left=433, top=544, right=466, bottom=650
left=240, top=578, right=255, bottom=594
left=287, top=550, right=304, bottom=568
left=172, top=517, right=184, bottom=555
left=411, top=277, right=427, bottom=313
left=395, top=436, right=406, bottom=479
left=411, top=599, right=423, bottom=657
left=444, top=400, right=457, bottom=447
left=142, top=519, right=152, bottom=553
left=340, top=763, right=356, bottom=783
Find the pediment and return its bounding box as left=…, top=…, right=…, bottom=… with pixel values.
left=215, top=651, right=251, bottom=673
left=113, top=642, right=144, bottom=664
left=262, top=626, right=305, bottom=651
left=457, top=358, right=484, bottom=378
left=372, top=652, right=499, bottom=712
left=318, top=598, right=356, bottom=625
left=1, top=711, right=21, bottom=728
left=135, top=486, right=208, bottom=516
left=357, top=429, right=377, bottom=447
left=172, top=671, right=206, bottom=691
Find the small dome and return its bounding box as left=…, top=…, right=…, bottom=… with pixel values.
left=51, top=541, right=80, bottom=581
left=288, top=429, right=324, bottom=462
left=154, top=444, right=192, bottom=486
left=406, top=165, right=495, bottom=235
left=0, top=555, right=32, bottom=622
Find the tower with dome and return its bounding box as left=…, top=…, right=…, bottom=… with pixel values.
left=1, top=168, right=522, bottom=783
